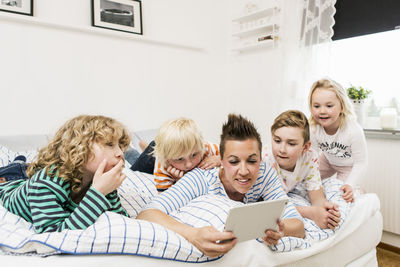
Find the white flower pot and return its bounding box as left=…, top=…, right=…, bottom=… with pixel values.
left=352, top=100, right=365, bottom=127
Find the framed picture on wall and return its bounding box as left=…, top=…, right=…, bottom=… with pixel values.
left=91, top=0, right=142, bottom=35
left=0, top=0, right=33, bottom=16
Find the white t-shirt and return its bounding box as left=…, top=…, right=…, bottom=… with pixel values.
left=263, top=147, right=322, bottom=193
left=310, top=119, right=367, bottom=186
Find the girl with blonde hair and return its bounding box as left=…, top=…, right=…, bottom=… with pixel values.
left=308, top=78, right=368, bottom=203
left=0, top=115, right=130, bottom=233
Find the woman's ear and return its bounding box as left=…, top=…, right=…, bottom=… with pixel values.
left=302, top=141, right=311, bottom=154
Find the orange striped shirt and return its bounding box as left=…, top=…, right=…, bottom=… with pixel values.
left=154, top=141, right=219, bottom=191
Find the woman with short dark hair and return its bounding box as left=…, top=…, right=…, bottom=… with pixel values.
left=137, top=114, right=305, bottom=257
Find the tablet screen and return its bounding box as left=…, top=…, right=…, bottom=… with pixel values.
left=224, top=198, right=288, bottom=242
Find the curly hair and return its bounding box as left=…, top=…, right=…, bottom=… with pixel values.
left=220, top=114, right=262, bottom=159
left=26, top=115, right=131, bottom=193
left=271, top=110, right=310, bottom=144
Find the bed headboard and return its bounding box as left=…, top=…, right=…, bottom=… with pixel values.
left=0, top=135, right=50, bottom=151
left=0, top=129, right=157, bottom=153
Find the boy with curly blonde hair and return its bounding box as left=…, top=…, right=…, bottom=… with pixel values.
left=0, top=115, right=130, bottom=233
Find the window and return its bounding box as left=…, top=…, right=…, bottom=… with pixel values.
left=329, top=29, right=400, bottom=129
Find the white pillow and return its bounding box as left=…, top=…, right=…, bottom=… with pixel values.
left=0, top=145, right=38, bottom=167
left=118, top=168, right=158, bottom=218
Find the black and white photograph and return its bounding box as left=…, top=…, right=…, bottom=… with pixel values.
left=0, top=0, right=33, bottom=16
left=92, top=0, right=142, bottom=35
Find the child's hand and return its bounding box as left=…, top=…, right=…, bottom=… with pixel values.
left=92, top=159, right=126, bottom=196
left=341, top=184, right=354, bottom=203
left=262, top=219, right=284, bottom=245
left=166, top=165, right=185, bottom=181
left=324, top=202, right=341, bottom=229
left=198, top=155, right=221, bottom=170
left=308, top=202, right=341, bottom=230
left=325, top=202, right=341, bottom=228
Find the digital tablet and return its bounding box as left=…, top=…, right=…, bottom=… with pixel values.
left=224, top=198, right=289, bottom=243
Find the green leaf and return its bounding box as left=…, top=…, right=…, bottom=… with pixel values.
left=347, top=85, right=371, bottom=100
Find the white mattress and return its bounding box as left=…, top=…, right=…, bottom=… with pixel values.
left=347, top=248, right=378, bottom=267
left=0, top=135, right=382, bottom=266
left=0, top=194, right=382, bottom=267
left=279, top=210, right=381, bottom=266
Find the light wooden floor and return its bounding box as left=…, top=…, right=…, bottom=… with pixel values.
left=377, top=247, right=400, bottom=266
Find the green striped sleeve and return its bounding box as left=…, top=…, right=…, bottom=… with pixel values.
left=27, top=178, right=112, bottom=233
left=79, top=186, right=112, bottom=216
left=106, top=190, right=129, bottom=217
left=26, top=170, right=129, bottom=233
left=28, top=179, right=72, bottom=233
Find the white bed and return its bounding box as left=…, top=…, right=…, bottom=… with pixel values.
left=0, top=135, right=383, bottom=267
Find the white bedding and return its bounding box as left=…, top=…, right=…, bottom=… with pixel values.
left=0, top=194, right=382, bottom=267
left=0, top=172, right=352, bottom=258
left=0, top=135, right=383, bottom=266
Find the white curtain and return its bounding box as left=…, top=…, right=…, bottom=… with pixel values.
left=276, top=0, right=336, bottom=114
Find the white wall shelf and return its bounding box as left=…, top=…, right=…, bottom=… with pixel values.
left=232, top=38, right=275, bottom=52
left=231, top=6, right=280, bottom=53
left=0, top=12, right=204, bottom=52
left=232, top=23, right=277, bottom=38
left=232, top=7, right=278, bottom=22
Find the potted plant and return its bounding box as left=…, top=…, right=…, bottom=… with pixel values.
left=347, top=85, right=371, bottom=103
left=347, top=85, right=371, bottom=126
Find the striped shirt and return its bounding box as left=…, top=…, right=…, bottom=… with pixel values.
left=0, top=168, right=128, bottom=233
left=145, top=161, right=302, bottom=220
left=153, top=141, right=219, bottom=191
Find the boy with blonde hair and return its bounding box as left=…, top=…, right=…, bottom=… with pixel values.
left=264, top=110, right=341, bottom=229
left=0, top=115, right=130, bottom=233
left=153, top=117, right=220, bottom=191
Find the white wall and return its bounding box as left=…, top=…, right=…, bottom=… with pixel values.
left=0, top=0, right=288, bottom=146
left=364, top=137, right=400, bottom=239
left=226, top=0, right=289, bottom=145
left=226, top=47, right=283, bottom=144
left=0, top=0, right=231, bottom=142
